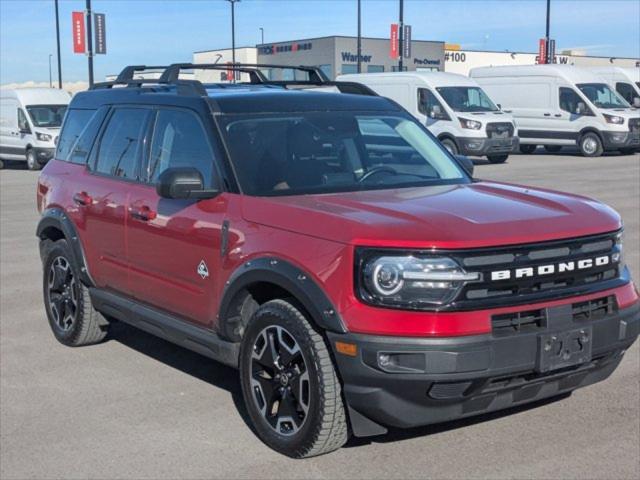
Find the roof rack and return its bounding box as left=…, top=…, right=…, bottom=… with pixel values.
left=90, top=63, right=378, bottom=97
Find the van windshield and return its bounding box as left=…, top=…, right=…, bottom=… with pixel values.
left=219, top=111, right=468, bottom=196
left=576, top=83, right=629, bottom=109
left=26, top=105, right=67, bottom=127
left=436, top=87, right=498, bottom=112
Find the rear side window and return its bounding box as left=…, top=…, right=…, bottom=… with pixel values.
left=146, top=109, right=214, bottom=187
left=616, top=82, right=635, bottom=104
left=95, top=108, right=151, bottom=179
left=56, top=109, right=96, bottom=161
left=418, top=88, right=448, bottom=118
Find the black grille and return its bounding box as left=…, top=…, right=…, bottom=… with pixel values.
left=629, top=118, right=639, bottom=133
left=572, top=295, right=617, bottom=321
left=446, top=231, right=624, bottom=310
left=486, top=122, right=514, bottom=138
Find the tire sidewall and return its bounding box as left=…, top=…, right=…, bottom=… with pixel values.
left=579, top=132, right=603, bottom=157
left=487, top=154, right=508, bottom=164
left=440, top=138, right=458, bottom=155
left=26, top=149, right=39, bottom=170
left=239, top=303, right=326, bottom=457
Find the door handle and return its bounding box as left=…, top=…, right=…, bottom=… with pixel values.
left=544, top=113, right=551, bottom=117
left=73, top=191, right=92, bottom=207
left=554, top=113, right=562, bottom=117
left=129, top=205, right=157, bottom=221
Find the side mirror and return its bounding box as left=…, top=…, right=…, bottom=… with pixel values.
left=455, top=155, right=474, bottom=177
left=575, top=102, right=587, bottom=115
left=430, top=104, right=448, bottom=120
left=496, top=103, right=502, bottom=110
left=18, top=121, right=31, bottom=134
left=156, top=167, right=219, bottom=200
left=633, top=97, right=640, bottom=108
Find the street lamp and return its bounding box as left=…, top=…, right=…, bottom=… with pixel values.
left=545, top=0, right=552, bottom=63
left=357, top=0, right=361, bottom=73
left=226, top=0, right=240, bottom=81
left=259, top=27, right=264, bottom=45
left=48, top=54, right=53, bottom=87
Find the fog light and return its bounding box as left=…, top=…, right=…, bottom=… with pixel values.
left=610, top=133, right=628, bottom=143
left=465, top=141, right=483, bottom=150
left=378, top=353, right=391, bottom=367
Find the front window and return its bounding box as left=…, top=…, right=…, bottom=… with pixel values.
left=436, top=87, right=498, bottom=112
left=219, top=112, right=468, bottom=196
left=577, top=83, right=630, bottom=109
left=26, top=105, right=67, bottom=127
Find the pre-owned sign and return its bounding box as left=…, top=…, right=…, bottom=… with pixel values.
left=72, top=11, right=86, bottom=54
left=94, top=13, right=106, bottom=54
left=390, top=24, right=399, bottom=59
left=403, top=25, right=411, bottom=59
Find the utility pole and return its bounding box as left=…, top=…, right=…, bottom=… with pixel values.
left=49, top=54, right=53, bottom=87
left=357, top=0, right=362, bottom=73
left=398, top=0, right=404, bottom=71
left=259, top=27, right=264, bottom=45
left=226, top=0, right=239, bottom=82
left=54, top=0, right=62, bottom=88
left=86, top=0, right=94, bottom=87
left=545, top=0, right=551, bottom=64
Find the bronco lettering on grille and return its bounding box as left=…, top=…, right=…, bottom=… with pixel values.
left=490, top=255, right=612, bottom=281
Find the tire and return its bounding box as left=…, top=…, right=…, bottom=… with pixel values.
left=26, top=148, right=41, bottom=171
left=519, top=144, right=537, bottom=154
left=0, top=159, right=4, bottom=169
left=42, top=239, right=109, bottom=346
left=487, top=154, right=508, bottom=164
left=440, top=137, right=458, bottom=155
left=544, top=145, right=562, bottom=153
left=239, top=299, right=348, bottom=458
left=578, top=132, right=603, bottom=157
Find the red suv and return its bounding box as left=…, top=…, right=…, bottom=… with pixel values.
left=37, top=64, right=639, bottom=458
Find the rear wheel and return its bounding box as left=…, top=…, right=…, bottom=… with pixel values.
left=544, top=145, right=562, bottom=153
left=519, top=144, right=537, bottom=154
left=487, top=154, right=508, bottom=164
left=578, top=132, right=603, bottom=157
left=440, top=137, right=458, bottom=155
left=239, top=299, right=348, bottom=458
left=26, top=148, right=41, bottom=171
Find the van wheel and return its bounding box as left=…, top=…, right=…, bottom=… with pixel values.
left=26, top=148, right=41, bottom=171
left=440, top=138, right=458, bottom=155
left=42, top=239, right=109, bottom=346
left=239, top=299, right=348, bottom=458
left=544, top=145, right=562, bottom=153
left=519, top=145, right=537, bottom=154
left=579, top=132, right=603, bottom=157
left=487, top=154, right=508, bottom=164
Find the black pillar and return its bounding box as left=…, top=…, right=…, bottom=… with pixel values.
left=357, top=0, right=362, bottom=73
left=398, top=0, right=404, bottom=71
left=86, top=0, right=94, bottom=88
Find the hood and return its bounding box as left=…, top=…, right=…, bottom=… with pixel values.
left=241, top=181, right=621, bottom=249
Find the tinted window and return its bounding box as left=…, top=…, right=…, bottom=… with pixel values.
left=616, top=82, right=635, bottom=104
left=26, top=105, right=67, bottom=127
left=576, top=83, right=628, bottom=109
left=95, top=108, right=150, bottom=179
left=68, top=108, right=107, bottom=164
left=418, top=88, right=447, bottom=118
left=57, top=109, right=96, bottom=161
left=436, top=87, right=498, bottom=112
left=147, top=109, right=214, bottom=186
left=559, top=87, right=591, bottom=115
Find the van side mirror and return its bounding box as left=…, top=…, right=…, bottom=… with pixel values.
left=430, top=104, right=449, bottom=120
left=455, top=155, right=474, bottom=177
left=575, top=102, right=587, bottom=115
left=156, top=167, right=219, bottom=200
left=496, top=103, right=502, bottom=110
left=18, top=119, right=31, bottom=134
left=633, top=97, right=640, bottom=108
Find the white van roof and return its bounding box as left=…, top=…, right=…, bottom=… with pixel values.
left=587, top=66, right=640, bottom=83
left=0, top=88, right=71, bottom=105
left=470, top=64, right=607, bottom=85
left=338, top=71, right=480, bottom=88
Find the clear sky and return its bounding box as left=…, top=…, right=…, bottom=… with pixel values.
left=1, top=0, right=639, bottom=84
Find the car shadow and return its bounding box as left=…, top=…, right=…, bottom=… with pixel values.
left=0, top=159, right=28, bottom=170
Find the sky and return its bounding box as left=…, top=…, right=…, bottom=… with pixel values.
left=1, top=0, right=639, bottom=85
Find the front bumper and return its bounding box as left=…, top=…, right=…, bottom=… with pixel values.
left=33, top=147, right=55, bottom=164
left=602, top=131, right=640, bottom=151
left=328, top=300, right=639, bottom=437
left=458, top=136, right=519, bottom=157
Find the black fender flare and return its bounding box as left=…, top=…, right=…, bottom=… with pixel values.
left=218, top=257, right=347, bottom=336
left=36, top=208, right=94, bottom=286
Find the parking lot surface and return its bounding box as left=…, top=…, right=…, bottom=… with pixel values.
left=1, top=152, right=639, bottom=480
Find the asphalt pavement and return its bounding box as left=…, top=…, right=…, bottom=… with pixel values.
left=1, top=150, right=639, bottom=479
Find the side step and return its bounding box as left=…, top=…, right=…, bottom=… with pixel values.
left=90, top=288, right=239, bottom=368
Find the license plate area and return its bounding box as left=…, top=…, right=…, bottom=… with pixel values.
left=537, top=327, right=592, bottom=373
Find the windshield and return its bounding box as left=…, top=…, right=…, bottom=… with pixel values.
left=219, top=112, right=468, bottom=196
left=436, top=86, right=498, bottom=112
left=26, top=104, right=67, bottom=127
left=576, top=83, right=630, bottom=109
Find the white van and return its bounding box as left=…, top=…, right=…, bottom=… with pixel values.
left=0, top=88, right=71, bottom=170
left=337, top=72, right=519, bottom=163
left=588, top=66, right=640, bottom=108
left=470, top=65, right=639, bottom=156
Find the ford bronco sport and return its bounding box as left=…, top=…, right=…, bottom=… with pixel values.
left=37, top=64, right=640, bottom=458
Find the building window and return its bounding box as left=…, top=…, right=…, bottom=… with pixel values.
left=392, top=66, right=408, bottom=72
left=367, top=65, right=384, bottom=73
left=341, top=64, right=358, bottom=75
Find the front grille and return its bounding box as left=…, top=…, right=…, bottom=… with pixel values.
left=630, top=118, right=639, bottom=133
left=446, top=231, right=624, bottom=310
left=486, top=122, right=514, bottom=138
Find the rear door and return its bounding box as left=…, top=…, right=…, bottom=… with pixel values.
left=126, top=107, right=228, bottom=327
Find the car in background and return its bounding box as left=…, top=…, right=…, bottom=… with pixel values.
left=0, top=88, right=71, bottom=170
left=588, top=66, right=640, bottom=109
left=471, top=65, right=639, bottom=156
left=338, top=71, right=519, bottom=164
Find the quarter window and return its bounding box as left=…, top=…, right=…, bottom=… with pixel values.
left=95, top=108, right=150, bottom=179
left=147, top=109, right=215, bottom=187
left=56, top=109, right=97, bottom=163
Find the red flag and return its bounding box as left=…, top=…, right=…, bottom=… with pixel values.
left=538, top=38, right=547, bottom=64
left=390, top=24, right=399, bottom=59
left=72, top=11, right=86, bottom=54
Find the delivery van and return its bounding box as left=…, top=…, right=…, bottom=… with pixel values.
left=337, top=71, right=519, bottom=163
left=470, top=65, right=639, bottom=156
left=588, top=66, right=640, bottom=108
left=0, top=88, right=71, bottom=170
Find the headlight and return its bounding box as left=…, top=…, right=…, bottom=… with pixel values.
left=603, top=114, right=624, bottom=125
left=357, top=251, right=481, bottom=309
left=614, top=230, right=625, bottom=266
left=36, top=132, right=52, bottom=142
left=459, top=118, right=482, bottom=130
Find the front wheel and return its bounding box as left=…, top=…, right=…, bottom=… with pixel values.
left=440, top=138, right=459, bottom=155
left=26, top=149, right=41, bottom=171
left=578, top=132, right=603, bottom=157
left=487, top=154, right=508, bottom=164
left=519, top=144, right=537, bottom=154
left=239, top=299, right=348, bottom=458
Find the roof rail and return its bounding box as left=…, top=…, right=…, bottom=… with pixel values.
left=159, top=63, right=328, bottom=84
left=115, top=65, right=169, bottom=82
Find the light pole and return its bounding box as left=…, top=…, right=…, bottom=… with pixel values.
left=357, top=0, right=362, bottom=73
left=54, top=0, right=62, bottom=88
left=226, top=0, right=240, bottom=81
left=398, top=0, right=404, bottom=71
left=259, top=27, right=264, bottom=45
left=49, top=54, right=53, bottom=87
left=545, top=0, right=551, bottom=63
left=86, top=0, right=94, bottom=87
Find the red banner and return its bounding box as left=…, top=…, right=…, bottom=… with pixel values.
left=390, top=24, right=399, bottom=59
left=538, top=38, right=547, bottom=64
left=72, top=11, right=86, bottom=54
